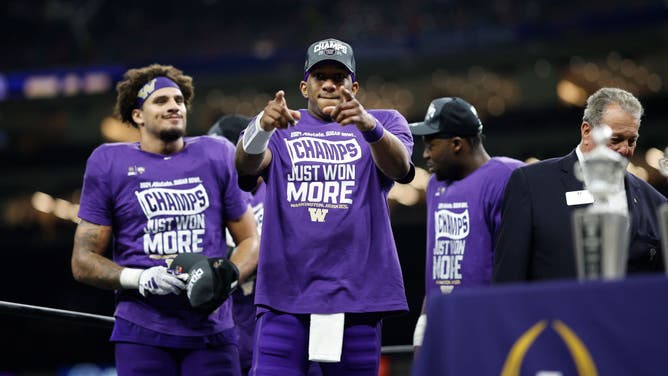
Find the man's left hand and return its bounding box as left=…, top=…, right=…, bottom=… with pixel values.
left=323, top=88, right=376, bottom=132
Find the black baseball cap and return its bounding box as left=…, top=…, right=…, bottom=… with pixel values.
left=208, top=114, right=250, bottom=145
left=304, top=38, right=356, bottom=76
left=170, top=253, right=239, bottom=314
left=409, top=97, right=483, bottom=137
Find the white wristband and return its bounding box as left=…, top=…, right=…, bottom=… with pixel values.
left=413, top=314, right=427, bottom=347
left=242, top=111, right=275, bottom=154
left=119, top=268, right=143, bottom=289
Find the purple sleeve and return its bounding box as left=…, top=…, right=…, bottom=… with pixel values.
left=77, top=146, right=113, bottom=226
left=370, top=109, right=415, bottom=184
left=488, top=160, right=525, bottom=240
left=380, top=109, right=414, bottom=156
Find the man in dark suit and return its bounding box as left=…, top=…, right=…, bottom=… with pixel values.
left=493, top=87, right=666, bottom=282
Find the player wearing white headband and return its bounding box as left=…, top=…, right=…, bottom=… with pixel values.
left=72, top=64, right=259, bottom=375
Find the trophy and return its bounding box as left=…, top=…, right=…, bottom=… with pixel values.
left=572, top=125, right=630, bottom=280
left=657, top=147, right=668, bottom=274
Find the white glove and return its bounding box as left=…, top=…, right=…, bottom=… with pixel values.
left=120, top=266, right=188, bottom=297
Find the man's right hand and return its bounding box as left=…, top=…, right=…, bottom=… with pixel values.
left=260, top=90, right=301, bottom=130
left=138, top=266, right=188, bottom=297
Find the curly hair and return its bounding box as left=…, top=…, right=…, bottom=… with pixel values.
left=114, top=64, right=195, bottom=128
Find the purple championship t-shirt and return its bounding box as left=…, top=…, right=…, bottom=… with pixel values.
left=425, top=157, right=524, bottom=299
left=254, top=109, right=413, bottom=315
left=77, top=136, right=250, bottom=339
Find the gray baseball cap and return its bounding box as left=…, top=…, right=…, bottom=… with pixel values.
left=304, top=38, right=356, bottom=75
left=409, top=97, right=483, bottom=137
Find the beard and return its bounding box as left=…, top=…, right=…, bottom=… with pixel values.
left=159, top=127, right=185, bottom=142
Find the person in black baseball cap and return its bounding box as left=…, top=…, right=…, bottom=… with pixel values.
left=409, top=97, right=482, bottom=138
left=409, top=97, right=524, bottom=350
left=409, top=97, right=488, bottom=180
left=409, top=97, right=490, bottom=180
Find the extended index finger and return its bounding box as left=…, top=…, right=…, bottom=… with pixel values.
left=275, top=90, right=297, bottom=125
left=274, top=90, right=286, bottom=105
left=340, top=87, right=354, bottom=102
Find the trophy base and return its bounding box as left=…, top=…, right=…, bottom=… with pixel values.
left=572, top=209, right=629, bottom=280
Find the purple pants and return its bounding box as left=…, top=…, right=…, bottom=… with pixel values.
left=250, top=311, right=382, bottom=376
left=115, top=342, right=241, bottom=376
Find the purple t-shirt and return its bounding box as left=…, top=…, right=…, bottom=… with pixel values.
left=425, top=157, right=523, bottom=298
left=78, top=136, right=250, bottom=338
left=255, top=109, right=413, bottom=315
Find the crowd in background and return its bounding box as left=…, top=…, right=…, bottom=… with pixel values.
left=2, top=0, right=663, bottom=72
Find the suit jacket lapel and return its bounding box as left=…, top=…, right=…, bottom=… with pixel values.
left=560, top=150, right=584, bottom=193
left=624, top=173, right=640, bottom=235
